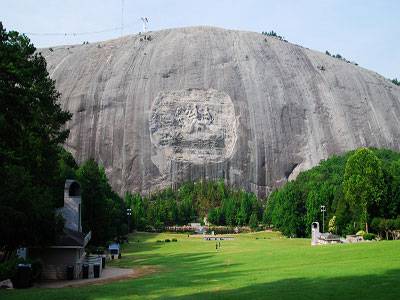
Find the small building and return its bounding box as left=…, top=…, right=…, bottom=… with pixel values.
left=311, top=222, right=341, bottom=245
left=318, top=233, right=342, bottom=244
left=311, top=222, right=321, bottom=246
left=108, top=243, right=121, bottom=259
left=27, top=180, right=92, bottom=280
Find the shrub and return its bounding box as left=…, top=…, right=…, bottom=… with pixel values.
left=363, top=233, right=376, bottom=240
left=0, top=257, right=42, bottom=282
left=165, top=239, right=171, bottom=243
left=392, top=78, right=400, bottom=86
left=156, top=240, right=163, bottom=243
left=172, top=238, right=178, bottom=242
left=356, top=230, right=366, bottom=236
left=0, top=257, right=23, bottom=281
left=29, top=259, right=43, bottom=281
left=93, top=247, right=106, bottom=254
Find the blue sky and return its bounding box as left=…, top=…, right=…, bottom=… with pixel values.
left=1, top=0, right=399, bottom=79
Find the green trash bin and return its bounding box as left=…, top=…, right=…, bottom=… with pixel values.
left=93, top=264, right=100, bottom=278
left=66, top=265, right=74, bottom=280
left=15, top=264, right=32, bottom=288
left=82, top=264, right=89, bottom=279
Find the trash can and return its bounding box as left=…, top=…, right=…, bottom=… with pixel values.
left=15, top=264, right=31, bottom=288
left=93, top=264, right=100, bottom=278
left=82, top=264, right=89, bottom=279
left=101, top=256, right=106, bottom=269
left=66, top=265, right=74, bottom=280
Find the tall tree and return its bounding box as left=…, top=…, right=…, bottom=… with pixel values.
left=343, top=148, right=385, bottom=232
left=0, top=23, right=71, bottom=256
left=76, top=159, right=127, bottom=245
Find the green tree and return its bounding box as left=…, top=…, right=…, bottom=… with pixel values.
left=237, top=194, right=252, bottom=225
left=343, top=148, right=385, bottom=232
left=0, top=23, right=71, bottom=257
left=328, top=216, right=337, bottom=233
left=208, top=207, right=222, bottom=225
left=76, top=159, right=126, bottom=245
left=249, top=212, right=258, bottom=231
left=265, top=182, right=306, bottom=237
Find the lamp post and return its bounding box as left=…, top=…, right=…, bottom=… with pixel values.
left=127, top=208, right=132, bottom=233
left=320, top=205, right=326, bottom=233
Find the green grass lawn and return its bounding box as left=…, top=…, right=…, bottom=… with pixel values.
left=2, top=231, right=400, bottom=299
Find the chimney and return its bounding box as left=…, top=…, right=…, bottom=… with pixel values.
left=59, top=180, right=82, bottom=232
left=311, top=222, right=320, bottom=246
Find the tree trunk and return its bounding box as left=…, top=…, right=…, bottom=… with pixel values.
left=365, top=222, right=369, bottom=233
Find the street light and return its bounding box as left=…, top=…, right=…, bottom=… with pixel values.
left=320, top=205, right=326, bottom=233
left=127, top=208, right=132, bottom=233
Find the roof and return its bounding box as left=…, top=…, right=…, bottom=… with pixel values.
left=108, top=243, right=120, bottom=250
left=53, top=228, right=89, bottom=248
left=319, top=233, right=341, bottom=241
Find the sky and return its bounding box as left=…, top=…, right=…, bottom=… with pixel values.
left=1, top=0, right=399, bottom=79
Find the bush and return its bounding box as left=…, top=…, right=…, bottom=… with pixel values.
left=392, top=78, right=400, bottom=86
left=156, top=240, right=163, bottom=243
left=363, top=233, right=376, bottom=240
left=29, top=259, right=43, bottom=281
left=172, top=238, right=178, bottom=242
left=0, top=257, right=23, bottom=281
left=356, top=230, right=366, bottom=236
left=93, top=247, right=106, bottom=254
left=165, top=239, right=171, bottom=243
left=0, top=257, right=42, bottom=282
left=145, top=225, right=155, bottom=232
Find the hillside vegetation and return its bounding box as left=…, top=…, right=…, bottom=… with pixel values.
left=126, top=148, right=400, bottom=239
left=125, top=180, right=263, bottom=231
left=264, top=148, right=400, bottom=237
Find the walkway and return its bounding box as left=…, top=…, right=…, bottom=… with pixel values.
left=36, top=267, right=135, bottom=288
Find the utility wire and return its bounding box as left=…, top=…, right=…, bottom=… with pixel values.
left=23, top=23, right=137, bottom=37
left=121, top=0, right=124, bottom=37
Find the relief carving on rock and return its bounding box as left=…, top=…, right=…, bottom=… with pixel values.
left=149, top=88, right=238, bottom=171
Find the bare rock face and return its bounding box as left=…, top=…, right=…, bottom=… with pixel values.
left=40, top=26, right=400, bottom=196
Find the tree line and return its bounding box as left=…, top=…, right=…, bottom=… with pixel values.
left=264, top=148, right=400, bottom=238
left=124, top=180, right=263, bottom=232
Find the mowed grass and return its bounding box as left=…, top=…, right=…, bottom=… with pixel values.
left=2, top=231, right=400, bottom=300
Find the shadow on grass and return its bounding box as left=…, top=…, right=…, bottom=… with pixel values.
left=3, top=233, right=399, bottom=300
left=4, top=267, right=399, bottom=300
left=160, top=268, right=400, bottom=300
left=111, top=232, right=212, bottom=268
left=0, top=250, right=246, bottom=300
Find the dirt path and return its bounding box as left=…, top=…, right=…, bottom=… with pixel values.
left=36, top=266, right=158, bottom=288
